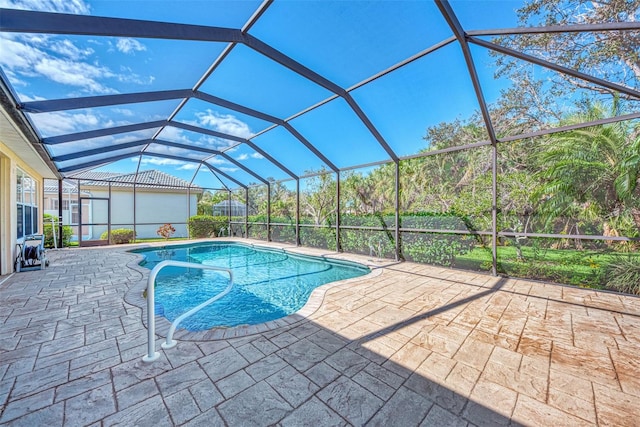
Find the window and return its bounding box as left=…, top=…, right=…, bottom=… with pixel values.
left=16, top=168, right=38, bottom=239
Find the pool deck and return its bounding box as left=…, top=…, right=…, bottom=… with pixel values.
left=0, top=238, right=639, bottom=426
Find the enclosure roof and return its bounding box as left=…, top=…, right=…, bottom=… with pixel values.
left=0, top=1, right=639, bottom=189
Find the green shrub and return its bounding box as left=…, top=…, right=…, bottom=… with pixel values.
left=188, top=215, right=228, bottom=238
left=101, top=229, right=135, bottom=244
left=604, top=255, right=640, bottom=295
left=42, top=213, right=73, bottom=248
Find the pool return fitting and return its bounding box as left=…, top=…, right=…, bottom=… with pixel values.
left=143, top=260, right=233, bottom=363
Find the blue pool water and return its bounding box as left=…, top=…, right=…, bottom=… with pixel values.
left=133, top=242, right=369, bottom=330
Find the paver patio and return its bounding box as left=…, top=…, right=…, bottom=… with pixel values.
left=0, top=238, right=638, bottom=426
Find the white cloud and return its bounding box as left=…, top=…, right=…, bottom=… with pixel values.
left=29, top=110, right=101, bottom=136
left=177, top=164, right=199, bottom=171
left=236, top=153, right=249, bottom=161
left=50, top=39, right=94, bottom=60
left=251, top=152, right=264, bottom=159
left=34, top=56, right=116, bottom=93
left=0, top=0, right=91, bottom=14
left=220, top=167, right=239, bottom=173
left=196, top=110, right=252, bottom=138
left=116, top=38, right=147, bottom=54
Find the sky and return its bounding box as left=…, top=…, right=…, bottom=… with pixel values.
left=0, top=0, right=525, bottom=189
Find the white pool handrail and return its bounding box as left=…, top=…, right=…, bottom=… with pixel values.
left=142, top=260, right=233, bottom=363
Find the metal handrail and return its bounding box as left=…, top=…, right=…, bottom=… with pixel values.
left=142, top=260, right=233, bottom=363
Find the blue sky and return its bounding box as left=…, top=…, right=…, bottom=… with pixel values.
left=0, top=0, right=524, bottom=189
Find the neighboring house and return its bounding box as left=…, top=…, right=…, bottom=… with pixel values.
left=43, top=170, right=202, bottom=242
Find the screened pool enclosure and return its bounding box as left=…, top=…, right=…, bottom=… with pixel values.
left=1, top=1, right=639, bottom=290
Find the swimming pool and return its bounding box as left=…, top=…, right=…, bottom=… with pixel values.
left=133, top=242, right=370, bottom=330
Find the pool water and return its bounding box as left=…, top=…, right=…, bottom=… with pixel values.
left=133, top=242, right=369, bottom=330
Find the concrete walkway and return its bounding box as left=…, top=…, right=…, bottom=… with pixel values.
left=0, top=239, right=638, bottom=426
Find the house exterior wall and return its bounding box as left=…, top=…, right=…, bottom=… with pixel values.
left=0, top=141, right=44, bottom=274
left=56, top=187, right=198, bottom=240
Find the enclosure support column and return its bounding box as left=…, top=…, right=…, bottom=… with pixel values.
left=57, top=179, right=63, bottom=248
left=266, top=182, right=271, bottom=242
left=187, top=187, right=191, bottom=239
left=395, top=161, right=400, bottom=261
left=108, top=182, right=112, bottom=243
left=336, top=171, right=341, bottom=253
left=244, top=187, right=248, bottom=239
left=296, top=179, right=300, bottom=246
left=491, top=143, right=498, bottom=276
left=227, top=190, right=231, bottom=237
left=133, top=182, right=137, bottom=243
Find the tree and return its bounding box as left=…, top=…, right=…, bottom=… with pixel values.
left=494, top=0, right=640, bottom=101
left=534, top=101, right=640, bottom=245
left=301, top=169, right=337, bottom=225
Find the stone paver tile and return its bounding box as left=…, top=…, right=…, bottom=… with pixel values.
left=405, top=372, right=468, bottom=416
left=363, top=362, right=405, bottom=390
left=269, top=331, right=299, bottom=348
left=352, top=369, right=396, bottom=401
left=198, top=346, right=248, bottom=382
left=481, top=361, right=548, bottom=402
left=453, top=338, right=494, bottom=371
left=182, top=407, right=226, bottom=427
left=245, top=353, right=288, bottom=382
left=308, top=329, right=349, bottom=354
left=165, top=388, right=201, bottom=425
left=163, top=341, right=205, bottom=368
left=11, top=361, right=69, bottom=400
left=548, top=368, right=593, bottom=402
left=3, top=356, right=36, bottom=380
left=516, top=335, right=553, bottom=358
left=324, top=347, right=370, bottom=377
left=414, top=351, right=457, bottom=383
left=420, top=404, right=468, bottom=427
left=468, top=329, right=519, bottom=351
left=367, top=386, right=434, bottom=427
left=64, top=383, right=117, bottom=426
left=416, top=325, right=469, bottom=358
left=111, top=357, right=172, bottom=392
left=217, top=369, right=256, bottom=399
left=69, top=355, right=121, bottom=381
left=188, top=379, right=224, bottom=412
left=266, top=365, right=319, bottom=407
left=277, top=339, right=331, bottom=371
left=0, top=388, right=54, bottom=423
left=156, top=360, right=209, bottom=397
left=469, top=379, right=518, bottom=419
left=462, top=400, right=512, bottom=427
left=277, top=396, right=347, bottom=427
left=593, top=383, right=640, bottom=427
left=387, top=341, right=431, bottom=372
left=103, top=394, right=173, bottom=427
left=547, top=387, right=596, bottom=424
left=512, top=394, right=592, bottom=427
left=248, top=336, right=278, bottom=355
left=445, top=362, right=481, bottom=397
left=0, top=402, right=64, bottom=427
left=317, top=375, right=384, bottom=426
left=609, top=347, right=640, bottom=397
left=488, top=346, right=522, bottom=371
left=305, top=362, right=341, bottom=388
left=55, top=369, right=112, bottom=402
left=550, top=343, right=618, bottom=388
left=116, top=378, right=159, bottom=410
left=218, top=381, right=292, bottom=426
left=38, top=333, right=86, bottom=357
left=235, top=343, right=265, bottom=363
left=519, top=354, right=549, bottom=377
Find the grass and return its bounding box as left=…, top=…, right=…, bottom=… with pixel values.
left=455, top=244, right=640, bottom=290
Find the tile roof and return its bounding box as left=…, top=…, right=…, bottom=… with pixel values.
left=46, top=170, right=202, bottom=192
